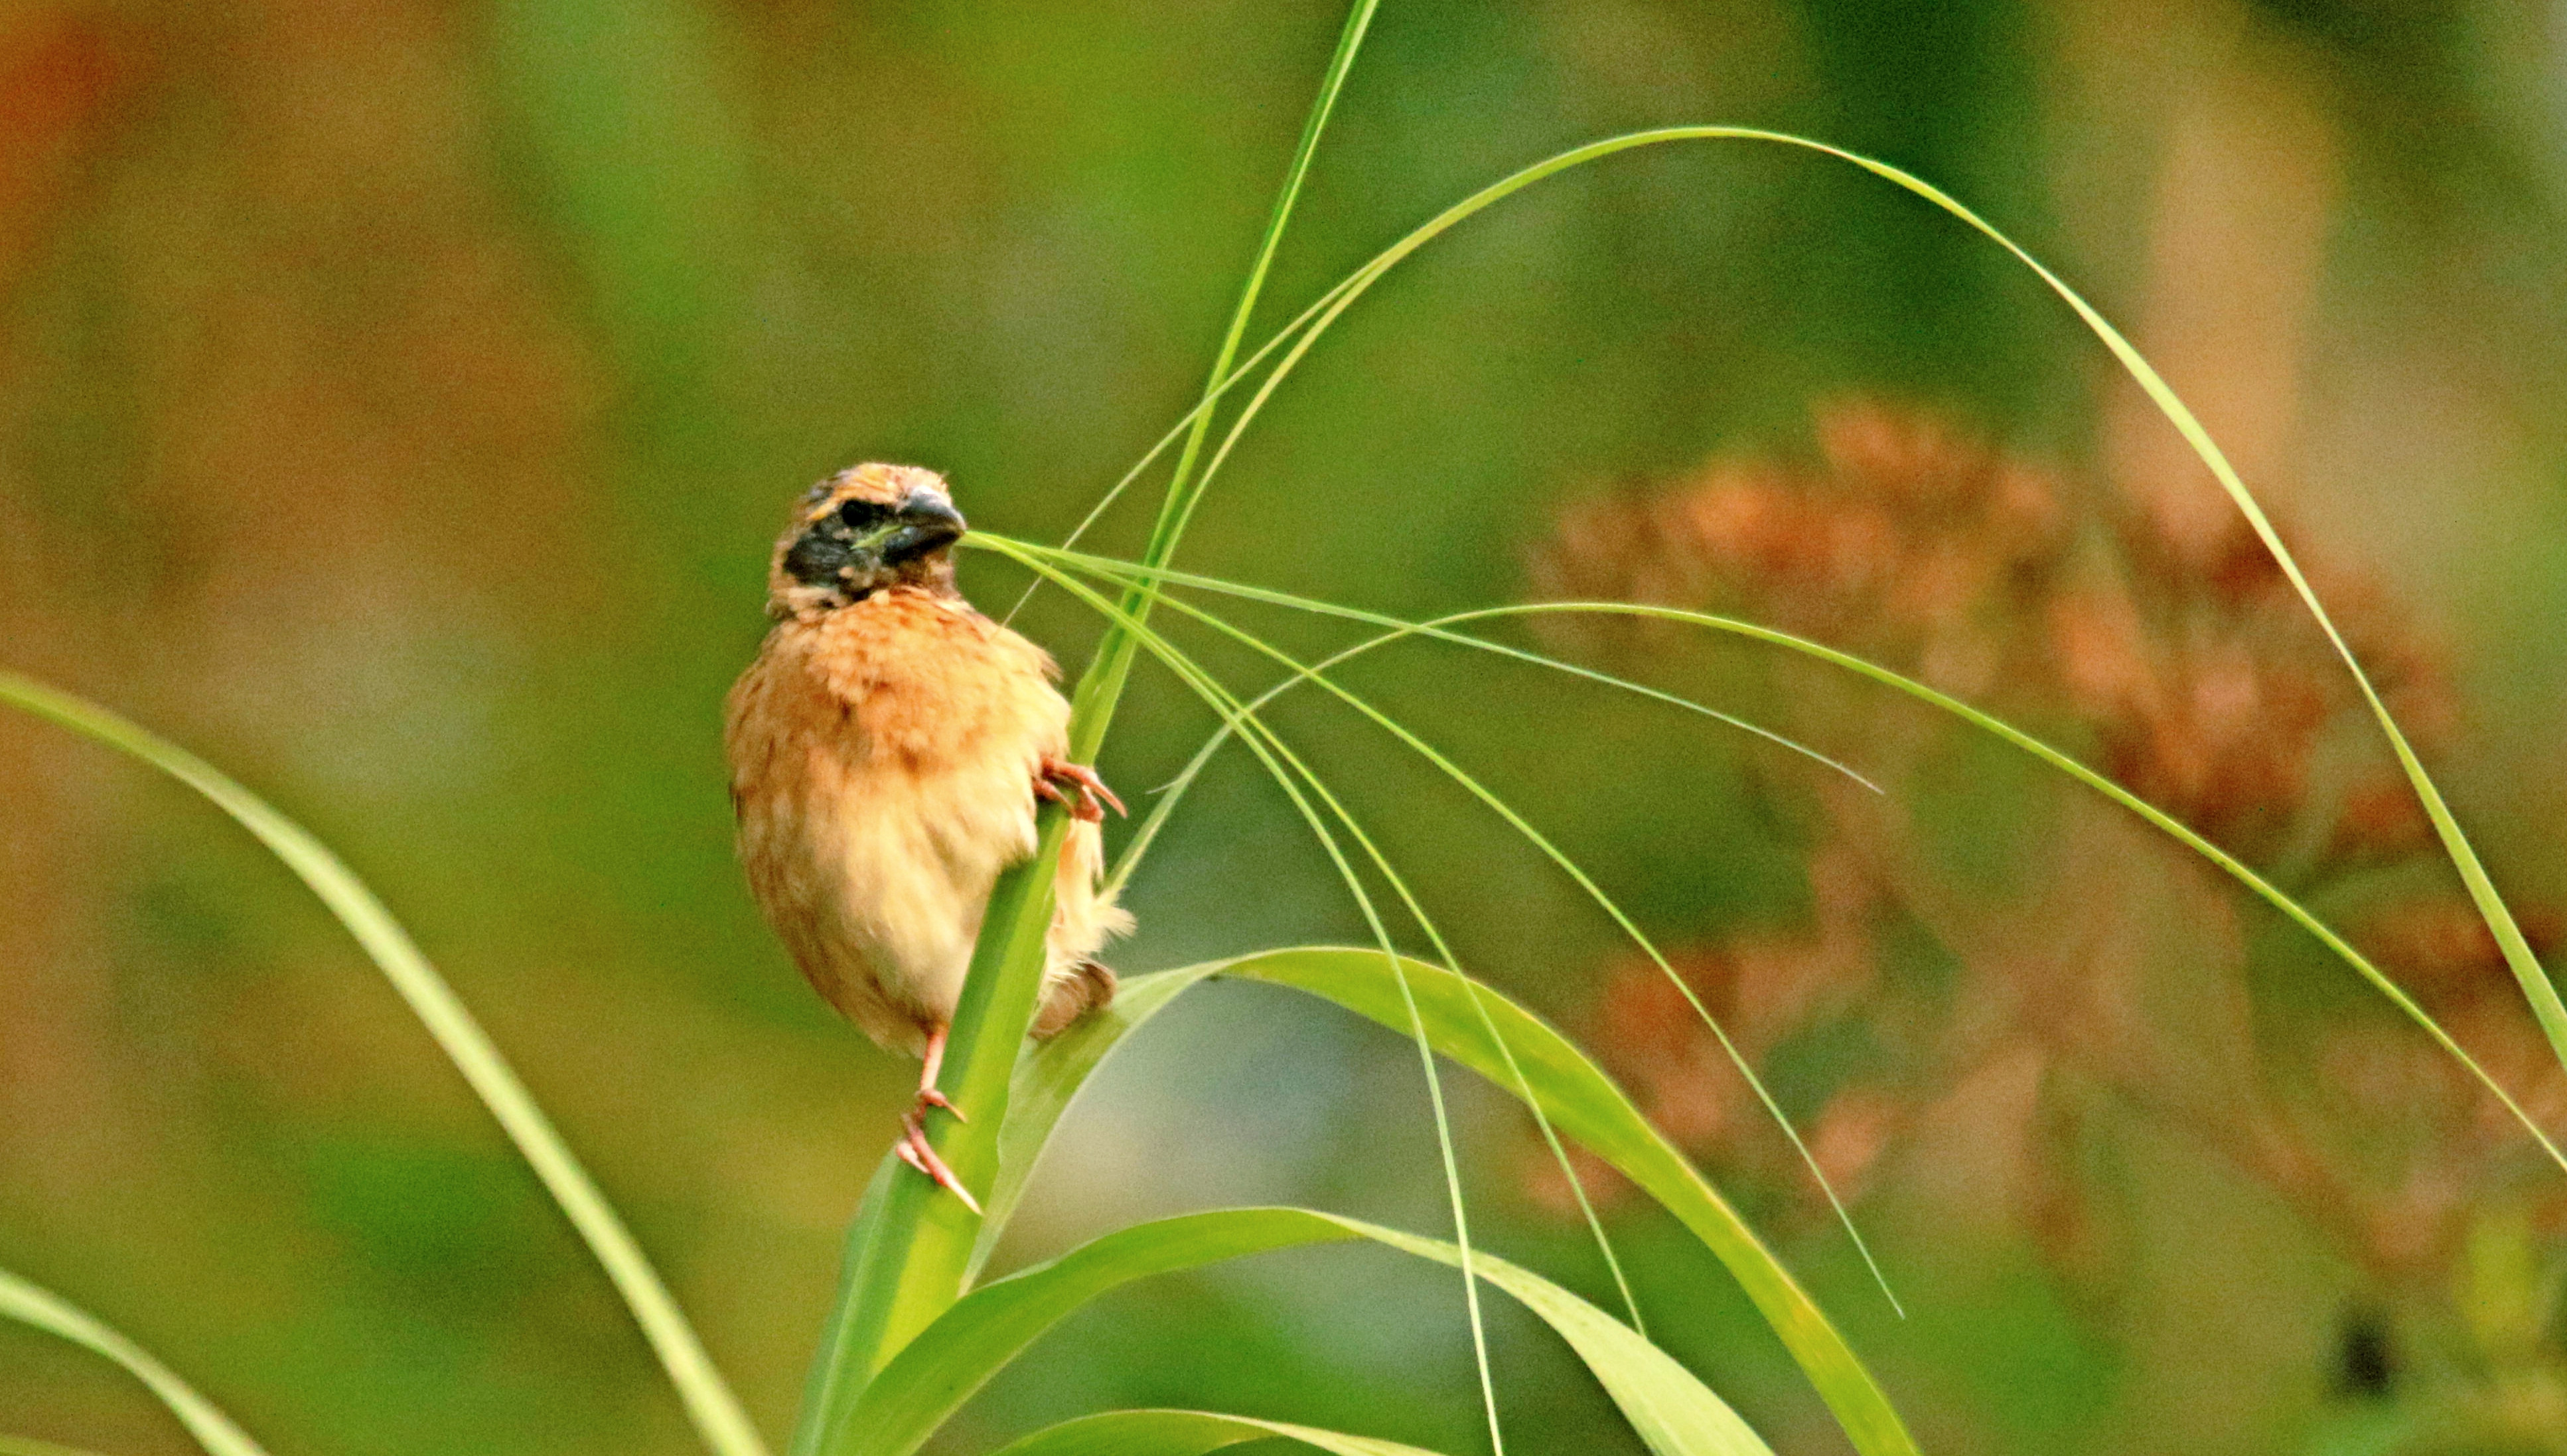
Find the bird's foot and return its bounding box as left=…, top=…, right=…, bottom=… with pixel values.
left=898, top=1101, right=983, bottom=1214
left=1036, top=757, right=1126, bottom=824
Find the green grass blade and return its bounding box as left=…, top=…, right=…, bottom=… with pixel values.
left=1361, top=1219, right=1777, bottom=1456
left=848, top=1208, right=1361, bottom=1456
left=986, top=538, right=1897, bottom=1321
left=997, top=269, right=1376, bottom=629
left=0, top=675, right=770, bottom=1456
left=1118, top=0, right=1377, bottom=565
left=970, top=880, right=1646, bottom=1346
left=996, top=548, right=1515, bottom=1455
left=0, top=1267, right=270, bottom=1456
left=966, top=551, right=2567, bottom=1174
left=1094, top=598, right=1878, bottom=901
left=985, top=1408, right=1447, bottom=1456
left=1059, top=119, right=2562, bottom=1076
left=1064, top=0, right=1377, bottom=748
left=1510, top=604, right=2567, bottom=1173
left=1039, top=585, right=1652, bottom=1342
left=1906, top=190, right=2567, bottom=1077
left=985, top=542, right=1876, bottom=901
left=853, top=1206, right=1777, bottom=1456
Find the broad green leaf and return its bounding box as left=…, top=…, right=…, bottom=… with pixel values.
left=0, top=1266, right=269, bottom=1456
left=984, top=1408, right=1443, bottom=1456
left=0, top=674, right=768, bottom=1456
left=843, top=1206, right=1774, bottom=1456
left=1221, top=952, right=1913, bottom=1455
left=966, top=950, right=1915, bottom=1456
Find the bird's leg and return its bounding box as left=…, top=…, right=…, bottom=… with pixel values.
left=1035, top=756, right=1126, bottom=823
left=916, top=1021, right=961, bottom=1117
left=895, top=1022, right=982, bottom=1213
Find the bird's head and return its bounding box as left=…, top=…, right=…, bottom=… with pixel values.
left=767, top=463, right=968, bottom=617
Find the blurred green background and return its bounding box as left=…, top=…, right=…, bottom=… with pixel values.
left=6, top=1, right=2567, bottom=1453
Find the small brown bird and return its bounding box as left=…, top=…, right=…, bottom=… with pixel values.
left=725, top=463, right=1130, bottom=1208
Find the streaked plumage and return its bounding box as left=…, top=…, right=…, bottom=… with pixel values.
left=725, top=463, right=1129, bottom=1203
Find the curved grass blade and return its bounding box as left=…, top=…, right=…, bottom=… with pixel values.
left=1082, top=121, right=2562, bottom=1074
left=1009, top=542, right=1856, bottom=1442
left=960, top=949, right=1921, bottom=1456
left=1096, top=600, right=1878, bottom=899
left=990, top=555, right=2567, bottom=1173
left=985, top=1408, right=1446, bottom=1456
left=967, top=736, right=1640, bottom=1401
left=978, top=542, right=1876, bottom=901
left=1021, top=573, right=1679, bottom=1338
left=852, top=1206, right=1776, bottom=1456
left=997, top=552, right=1517, bottom=1455
left=1061, top=0, right=1377, bottom=743
left=986, top=538, right=1898, bottom=1319
left=0, top=1266, right=270, bottom=1456
left=0, top=675, right=770, bottom=1456
left=1380, top=603, right=2567, bottom=1175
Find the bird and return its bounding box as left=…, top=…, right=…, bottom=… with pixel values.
left=724, top=463, right=1130, bottom=1210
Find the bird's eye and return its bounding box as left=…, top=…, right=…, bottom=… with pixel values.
left=836, top=498, right=890, bottom=530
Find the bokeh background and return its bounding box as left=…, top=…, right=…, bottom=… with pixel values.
left=7, top=1, right=2567, bottom=1453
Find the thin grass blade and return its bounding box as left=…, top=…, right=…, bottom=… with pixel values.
left=999, top=544, right=1518, bottom=1453
left=1064, top=0, right=1378, bottom=739
left=974, top=542, right=1873, bottom=900
left=0, top=674, right=769, bottom=1456
left=986, top=537, right=1897, bottom=1319
left=976, top=549, right=2567, bottom=1171
left=0, top=1267, right=270, bottom=1456
left=1055, top=121, right=2562, bottom=1074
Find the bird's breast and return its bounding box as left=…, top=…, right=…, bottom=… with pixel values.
left=724, top=588, right=1071, bottom=1042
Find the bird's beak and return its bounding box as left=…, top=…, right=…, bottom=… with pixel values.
left=880, top=490, right=968, bottom=563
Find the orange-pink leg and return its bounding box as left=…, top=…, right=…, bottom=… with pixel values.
left=1036, top=757, right=1126, bottom=824
left=897, top=1023, right=981, bottom=1214
left=916, top=1022, right=960, bottom=1116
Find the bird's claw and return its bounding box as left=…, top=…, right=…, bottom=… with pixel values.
left=899, top=1102, right=983, bottom=1214
left=1036, top=757, right=1126, bottom=824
